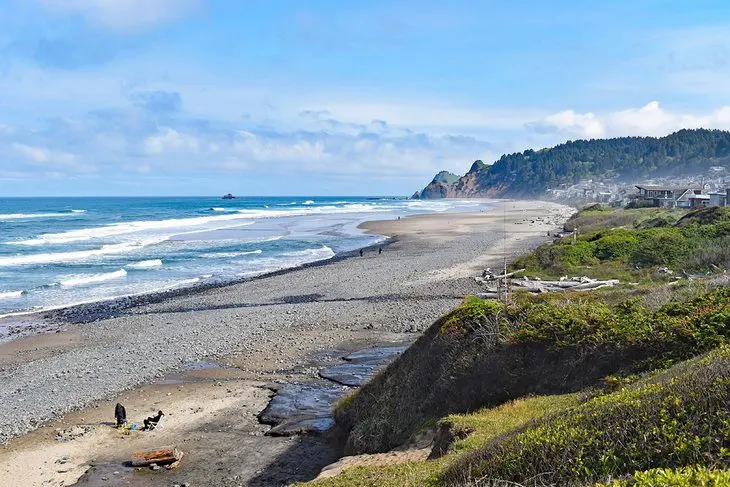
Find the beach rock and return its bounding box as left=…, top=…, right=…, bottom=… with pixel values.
left=258, top=383, right=348, bottom=436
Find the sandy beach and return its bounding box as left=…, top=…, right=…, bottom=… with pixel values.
left=0, top=200, right=573, bottom=487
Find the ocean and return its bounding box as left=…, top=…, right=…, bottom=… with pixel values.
left=0, top=196, right=488, bottom=316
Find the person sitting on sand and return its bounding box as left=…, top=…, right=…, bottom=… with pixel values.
left=143, top=410, right=164, bottom=430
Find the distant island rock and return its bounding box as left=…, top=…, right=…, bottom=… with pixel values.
left=416, top=129, right=730, bottom=199
left=221, top=193, right=236, bottom=200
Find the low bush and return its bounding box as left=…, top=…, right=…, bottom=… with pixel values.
left=596, top=466, right=730, bottom=486
left=507, top=285, right=730, bottom=360
left=513, top=206, right=730, bottom=279
left=439, top=346, right=730, bottom=486
left=335, top=284, right=730, bottom=455
left=304, top=395, right=578, bottom=487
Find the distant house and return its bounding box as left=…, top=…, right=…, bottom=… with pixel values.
left=635, top=185, right=710, bottom=208
left=687, top=193, right=710, bottom=208
left=635, top=185, right=686, bottom=207
left=709, top=192, right=728, bottom=207
left=675, top=188, right=707, bottom=208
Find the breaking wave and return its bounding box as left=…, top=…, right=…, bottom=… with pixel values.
left=59, top=269, right=128, bottom=287
left=127, top=259, right=163, bottom=269
left=0, top=290, right=24, bottom=300
left=201, top=250, right=263, bottom=259
left=0, top=239, right=164, bottom=267
left=0, top=211, right=84, bottom=220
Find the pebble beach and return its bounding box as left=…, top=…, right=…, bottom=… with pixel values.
left=0, top=200, right=574, bottom=486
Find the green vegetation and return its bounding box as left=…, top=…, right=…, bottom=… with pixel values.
left=439, top=295, right=502, bottom=333
left=312, top=205, right=730, bottom=486
left=505, top=285, right=730, bottom=359
left=304, top=395, right=579, bottom=487
left=421, top=128, right=730, bottom=198
left=439, top=346, right=730, bottom=486
left=513, top=206, right=730, bottom=280
left=431, top=170, right=461, bottom=185
left=596, top=466, right=730, bottom=486
left=334, top=282, right=730, bottom=456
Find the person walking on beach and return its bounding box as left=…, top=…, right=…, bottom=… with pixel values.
left=378, top=247, right=382, bottom=255
left=359, top=249, right=364, bottom=257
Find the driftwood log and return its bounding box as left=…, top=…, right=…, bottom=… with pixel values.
left=476, top=276, right=619, bottom=298
left=131, top=445, right=183, bottom=468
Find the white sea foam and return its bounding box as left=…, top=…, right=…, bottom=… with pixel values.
left=59, top=269, right=127, bottom=287
left=7, top=205, right=395, bottom=246
left=302, top=200, right=315, bottom=205
left=201, top=249, right=263, bottom=259
left=0, top=290, right=24, bottom=300
left=0, top=238, right=165, bottom=267
left=71, top=209, right=87, bottom=213
left=0, top=212, right=81, bottom=220
left=283, top=245, right=335, bottom=260
left=127, top=259, right=163, bottom=269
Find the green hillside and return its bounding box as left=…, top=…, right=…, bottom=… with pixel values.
left=305, top=205, right=730, bottom=487
left=418, top=129, right=730, bottom=199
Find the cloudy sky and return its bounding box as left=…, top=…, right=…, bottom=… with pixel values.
left=2, top=0, right=730, bottom=196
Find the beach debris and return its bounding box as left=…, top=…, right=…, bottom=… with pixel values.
left=55, top=425, right=93, bottom=441
left=478, top=268, right=525, bottom=282
left=476, top=275, right=620, bottom=298
left=131, top=445, right=184, bottom=468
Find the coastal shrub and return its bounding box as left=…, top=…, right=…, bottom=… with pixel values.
left=677, top=206, right=730, bottom=227
left=507, top=286, right=730, bottom=358
left=684, top=236, right=730, bottom=272
left=591, top=229, right=639, bottom=261
left=440, top=296, right=503, bottom=334
left=336, top=286, right=730, bottom=455
left=304, top=395, right=578, bottom=487
left=595, top=466, right=730, bottom=486
left=439, top=346, right=730, bottom=486
left=629, top=227, right=691, bottom=267
left=514, top=207, right=730, bottom=279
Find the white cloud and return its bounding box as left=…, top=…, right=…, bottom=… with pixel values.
left=144, top=127, right=199, bottom=154
left=38, top=0, right=200, bottom=30
left=529, top=101, right=730, bottom=139
left=528, top=110, right=605, bottom=139
left=608, top=101, right=686, bottom=137
left=12, top=143, right=76, bottom=164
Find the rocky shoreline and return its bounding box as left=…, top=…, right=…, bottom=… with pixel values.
left=0, top=201, right=574, bottom=486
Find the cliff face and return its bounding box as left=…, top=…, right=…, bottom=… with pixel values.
left=419, top=162, right=500, bottom=199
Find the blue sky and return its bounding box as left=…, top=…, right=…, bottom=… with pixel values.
left=2, top=0, right=730, bottom=196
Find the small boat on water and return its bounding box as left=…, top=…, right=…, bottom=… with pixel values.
left=221, top=193, right=235, bottom=200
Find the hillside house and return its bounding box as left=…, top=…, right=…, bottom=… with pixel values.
left=675, top=189, right=709, bottom=208
left=709, top=192, right=728, bottom=207
left=635, top=185, right=686, bottom=207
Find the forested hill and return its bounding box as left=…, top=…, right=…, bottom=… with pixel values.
left=416, top=129, right=730, bottom=199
